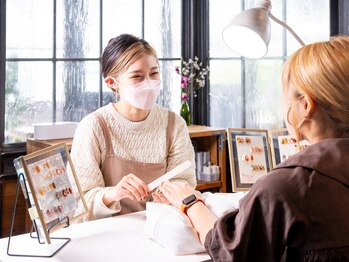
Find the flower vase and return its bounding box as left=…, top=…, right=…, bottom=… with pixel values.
left=180, top=100, right=191, bottom=126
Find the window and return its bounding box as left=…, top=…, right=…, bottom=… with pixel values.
left=3, top=0, right=181, bottom=144
left=0, top=0, right=336, bottom=148
left=209, top=0, right=330, bottom=129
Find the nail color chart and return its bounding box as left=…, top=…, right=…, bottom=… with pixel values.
left=278, top=135, right=309, bottom=162
left=27, top=153, right=77, bottom=224
left=235, top=135, right=268, bottom=184
left=227, top=128, right=272, bottom=192
left=13, top=142, right=88, bottom=244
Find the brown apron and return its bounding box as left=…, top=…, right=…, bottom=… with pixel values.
left=94, top=111, right=175, bottom=215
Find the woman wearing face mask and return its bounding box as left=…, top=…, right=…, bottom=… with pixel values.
left=70, top=34, right=196, bottom=221
left=159, top=35, right=349, bottom=261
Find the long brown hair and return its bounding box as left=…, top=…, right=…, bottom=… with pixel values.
left=282, top=35, right=349, bottom=137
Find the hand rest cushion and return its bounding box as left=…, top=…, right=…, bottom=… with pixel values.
left=143, top=202, right=205, bottom=255
left=143, top=192, right=246, bottom=255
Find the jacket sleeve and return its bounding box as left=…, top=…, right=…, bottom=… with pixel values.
left=204, top=172, right=306, bottom=262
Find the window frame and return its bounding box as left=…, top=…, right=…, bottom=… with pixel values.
left=0, top=0, right=345, bottom=154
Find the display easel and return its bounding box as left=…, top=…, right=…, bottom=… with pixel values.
left=6, top=173, right=71, bottom=258
left=7, top=142, right=88, bottom=258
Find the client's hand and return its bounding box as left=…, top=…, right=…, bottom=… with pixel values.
left=103, top=173, right=149, bottom=206
left=151, top=189, right=170, bottom=204
left=159, top=181, right=200, bottom=210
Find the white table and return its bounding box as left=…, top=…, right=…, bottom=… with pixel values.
left=0, top=211, right=211, bottom=262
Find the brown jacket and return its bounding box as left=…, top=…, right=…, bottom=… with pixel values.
left=205, top=138, right=349, bottom=262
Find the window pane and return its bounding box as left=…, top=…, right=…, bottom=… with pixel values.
left=209, top=60, right=243, bottom=128
left=244, top=60, right=284, bottom=129
left=209, top=0, right=241, bottom=58
left=5, top=62, right=53, bottom=143
left=7, top=0, right=53, bottom=58
left=144, top=0, right=181, bottom=58
left=57, top=0, right=100, bottom=58
left=209, top=0, right=329, bottom=130
left=56, top=61, right=101, bottom=122
left=102, top=0, right=142, bottom=47
left=158, top=60, right=181, bottom=112
left=286, top=0, right=330, bottom=55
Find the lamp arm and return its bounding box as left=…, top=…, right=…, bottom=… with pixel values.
left=268, top=12, right=305, bottom=46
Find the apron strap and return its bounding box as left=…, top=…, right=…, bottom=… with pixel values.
left=166, top=111, right=175, bottom=155
left=94, top=112, right=113, bottom=155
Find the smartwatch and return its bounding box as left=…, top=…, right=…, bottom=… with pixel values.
left=181, top=194, right=205, bottom=215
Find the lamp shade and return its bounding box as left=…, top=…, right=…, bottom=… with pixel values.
left=223, top=7, right=271, bottom=58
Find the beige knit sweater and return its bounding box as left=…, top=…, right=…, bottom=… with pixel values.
left=70, top=103, right=196, bottom=221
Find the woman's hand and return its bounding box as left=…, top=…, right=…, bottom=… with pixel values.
left=151, top=189, right=170, bottom=204
left=158, top=181, right=201, bottom=209
left=103, top=173, right=149, bottom=206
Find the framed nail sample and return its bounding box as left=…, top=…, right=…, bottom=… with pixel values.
left=268, top=128, right=310, bottom=168
left=13, top=142, right=88, bottom=244
left=227, top=128, right=272, bottom=192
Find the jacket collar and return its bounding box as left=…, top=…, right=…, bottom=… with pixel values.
left=274, top=138, right=349, bottom=187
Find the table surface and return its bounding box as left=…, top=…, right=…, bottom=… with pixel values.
left=0, top=211, right=211, bottom=262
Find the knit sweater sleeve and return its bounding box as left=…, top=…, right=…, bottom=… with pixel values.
left=70, top=114, right=121, bottom=222
left=167, top=114, right=197, bottom=188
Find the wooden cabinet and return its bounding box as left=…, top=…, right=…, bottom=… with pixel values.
left=0, top=174, right=29, bottom=237
left=188, top=125, right=227, bottom=192
left=26, top=137, right=73, bottom=154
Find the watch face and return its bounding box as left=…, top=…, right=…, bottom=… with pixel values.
left=182, top=194, right=197, bottom=205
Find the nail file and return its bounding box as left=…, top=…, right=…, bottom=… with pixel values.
left=147, top=160, right=192, bottom=191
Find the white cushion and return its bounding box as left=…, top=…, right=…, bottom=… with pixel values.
left=143, top=202, right=205, bottom=255
left=143, top=192, right=246, bottom=255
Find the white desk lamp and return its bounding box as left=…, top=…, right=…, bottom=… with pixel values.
left=222, top=0, right=305, bottom=58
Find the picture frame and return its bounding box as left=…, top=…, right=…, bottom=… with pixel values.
left=268, top=128, right=310, bottom=169
left=13, top=142, right=88, bottom=244
left=227, top=128, right=272, bottom=192
left=268, top=128, right=289, bottom=168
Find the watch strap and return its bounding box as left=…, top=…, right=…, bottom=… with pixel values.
left=181, top=194, right=205, bottom=215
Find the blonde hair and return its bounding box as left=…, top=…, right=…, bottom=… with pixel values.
left=282, top=35, right=349, bottom=136
left=101, top=34, right=158, bottom=78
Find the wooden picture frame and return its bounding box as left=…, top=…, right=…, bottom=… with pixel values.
left=227, top=128, right=272, bottom=192
left=268, top=128, right=289, bottom=168
left=268, top=128, right=310, bottom=169
left=13, top=142, right=88, bottom=244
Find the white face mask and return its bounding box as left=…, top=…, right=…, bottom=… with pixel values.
left=117, top=79, right=161, bottom=110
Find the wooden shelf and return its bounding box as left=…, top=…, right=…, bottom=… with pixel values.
left=196, top=180, right=222, bottom=191
left=26, top=137, right=73, bottom=153
left=188, top=125, right=227, bottom=193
